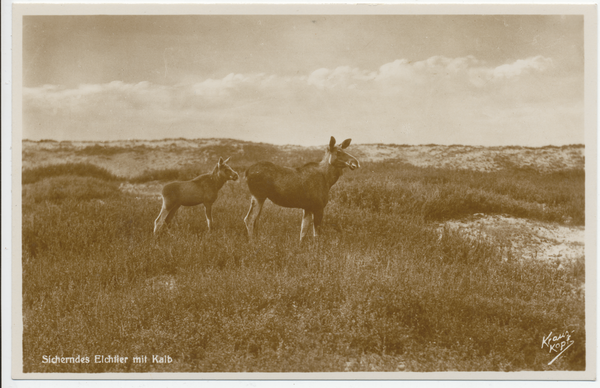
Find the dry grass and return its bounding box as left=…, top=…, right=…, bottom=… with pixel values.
left=20, top=139, right=586, bottom=373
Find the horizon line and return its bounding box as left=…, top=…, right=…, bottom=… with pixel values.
left=21, top=137, right=586, bottom=149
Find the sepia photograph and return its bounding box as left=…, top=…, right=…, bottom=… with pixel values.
left=9, top=3, right=597, bottom=381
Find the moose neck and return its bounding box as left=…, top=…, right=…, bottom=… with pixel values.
left=319, top=152, right=343, bottom=188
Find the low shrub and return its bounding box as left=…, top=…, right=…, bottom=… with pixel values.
left=23, top=176, right=120, bottom=203
left=22, top=163, right=121, bottom=184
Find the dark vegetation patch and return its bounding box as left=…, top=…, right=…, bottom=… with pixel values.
left=335, top=161, right=584, bottom=225
left=130, top=166, right=210, bottom=183
left=23, top=176, right=120, bottom=204
left=74, top=144, right=153, bottom=156
left=23, top=163, right=122, bottom=184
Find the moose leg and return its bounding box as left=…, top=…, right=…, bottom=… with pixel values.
left=244, top=196, right=264, bottom=238
left=300, top=210, right=313, bottom=241
left=204, top=203, right=213, bottom=232
left=312, top=209, right=324, bottom=237
left=154, top=198, right=174, bottom=234
left=154, top=204, right=168, bottom=234
left=163, top=204, right=181, bottom=227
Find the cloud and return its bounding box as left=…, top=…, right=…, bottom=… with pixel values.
left=492, top=55, right=554, bottom=78
left=375, top=55, right=483, bottom=83
left=191, top=73, right=250, bottom=98
left=23, top=54, right=581, bottom=146
left=24, top=81, right=173, bottom=116
left=307, top=66, right=377, bottom=90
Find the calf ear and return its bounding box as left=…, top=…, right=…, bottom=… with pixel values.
left=329, top=136, right=336, bottom=150
left=341, top=139, right=352, bottom=149
left=218, top=157, right=224, bottom=166
left=224, top=157, right=230, bottom=164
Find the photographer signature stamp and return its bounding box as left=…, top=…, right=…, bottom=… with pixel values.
left=542, top=330, right=575, bottom=365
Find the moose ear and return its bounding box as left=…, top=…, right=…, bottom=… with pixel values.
left=218, top=157, right=224, bottom=165
left=224, top=157, right=230, bottom=164
left=341, top=139, right=352, bottom=149
left=329, top=136, right=336, bottom=150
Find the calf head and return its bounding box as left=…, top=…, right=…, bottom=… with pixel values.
left=217, top=157, right=239, bottom=181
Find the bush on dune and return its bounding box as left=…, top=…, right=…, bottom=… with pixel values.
left=23, top=176, right=120, bottom=203
left=22, top=163, right=121, bottom=184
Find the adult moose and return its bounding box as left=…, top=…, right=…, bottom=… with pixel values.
left=154, top=157, right=239, bottom=234
left=244, top=136, right=360, bottom=241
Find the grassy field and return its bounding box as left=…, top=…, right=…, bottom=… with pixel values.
left=21, top=141, right=586, bottom=372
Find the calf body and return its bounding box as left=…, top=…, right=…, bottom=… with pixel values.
left=154, top=157, right=238, bottom=234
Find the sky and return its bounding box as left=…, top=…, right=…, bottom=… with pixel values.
left=22, top=14, right=585, bottom=146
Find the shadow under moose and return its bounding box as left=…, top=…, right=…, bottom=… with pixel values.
left=244, top=136, right=360, bottom=242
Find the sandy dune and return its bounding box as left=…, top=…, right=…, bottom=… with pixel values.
left=439, top=214, right=585, bottom=266
left=22, top=139, right=584, bottom=174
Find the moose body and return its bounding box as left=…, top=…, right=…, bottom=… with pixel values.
left=154, top=157, right=238, bottom=234
left=244, top=137, right=360, bottom=241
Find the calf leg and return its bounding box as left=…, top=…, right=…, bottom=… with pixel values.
left=204, top=203, right=213, bottom=232
left=300, top=210, right=313, bottom=241
left=244, top=196, right=264, bottom=238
